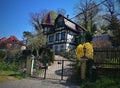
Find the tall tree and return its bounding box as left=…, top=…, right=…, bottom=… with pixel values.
left=23, top=9, right=48, bottom=56
left=103, top=0, right=120, bottom=46
left=88, top=2, right=100, bottom=32
left=29, top=30, right=46, bottom=56
left=23, top=30, right=46, bottom=56
left=30, top=9, right=49, bottom=31
left=74, top=0, right=100, bottom=32
left=23, top=31, right=33, bottom=45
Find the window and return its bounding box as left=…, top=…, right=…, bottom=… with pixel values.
left=60, top=45, right=64, bottom=51
left=55, top=46, right=58, bottom=52
left=56, top=33, right=60, bottom=41
left=49, top=35, right=54, bottom=43
left=43, top=27, right=47, bottom=33
left=61, top=32, right=65, bottom=40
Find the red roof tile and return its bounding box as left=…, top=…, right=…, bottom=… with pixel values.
left=0, top=37, right=7, bottom=42
left=7, top=36, right=19, bottom=42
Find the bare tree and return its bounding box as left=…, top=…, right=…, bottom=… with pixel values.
left=74, top=0, right=100, bottom=32
left=116, top=0, right=120, bottom=5
left=23, top=9, right=49, bottom=56
left=30, top=9, right=49, bottom=31
left=103, top=0, right=120, bottom=46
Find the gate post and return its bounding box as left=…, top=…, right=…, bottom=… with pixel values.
left=44, top=67, right=47, bottom=79
left=26, top=55, right=34, bottom=76
left=61, top=60, right=64, bottom=80
left=81, top=59, right=87, bottom=79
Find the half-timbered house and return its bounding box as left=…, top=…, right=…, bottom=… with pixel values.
left=41, top=12, right=86, bottom=52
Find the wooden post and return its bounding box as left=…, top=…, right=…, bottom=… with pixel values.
left=26, top=55, right=34, bottom=76
left=61, top=60, right=64, bottom=80
left=81, top=59, right=87, bottom=79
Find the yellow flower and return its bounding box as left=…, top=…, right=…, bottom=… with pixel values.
left=83, top=42, right=93, bottom=59
left=76, top=44, right=84, bottom=60
left=76, top=42, right=93, bottom=60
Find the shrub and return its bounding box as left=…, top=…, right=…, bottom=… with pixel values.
left=80, top=77, right=120, bottom=88
left=59, top=49, right=76, bottom=60
left=0, top=61, right=16, bottom=71
left=0, top=50, right=6, bottom=61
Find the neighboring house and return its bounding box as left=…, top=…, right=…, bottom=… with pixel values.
left=0, top=36, right=24, bottom=50
left=41, top=12, right=86, bottom=52
left=92, top=34, right=112, bottom=48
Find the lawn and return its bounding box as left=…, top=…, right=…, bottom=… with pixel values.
left=80, top=76, right=120, bottom=88
left=0, top=71, right=27, bottom=83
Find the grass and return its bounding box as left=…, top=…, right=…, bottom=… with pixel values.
left=80, top=76, right=120, bottom=88
left=0, top=70, right=28, bottom=83
left=0, top=76, right=17, bottom=83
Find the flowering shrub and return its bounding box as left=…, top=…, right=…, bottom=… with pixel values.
left=76, top=42, right=93, bottom=60
left=76, top=44, right=84, bottom=60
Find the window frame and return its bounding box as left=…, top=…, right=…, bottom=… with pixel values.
left=49, top=34, right=54, bottom=43
left=61, top=32, right=66, bottom=40
left=55, top=33, right=60, bottom=41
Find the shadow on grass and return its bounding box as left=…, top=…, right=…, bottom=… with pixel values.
left=9, top=73, right=28, bottom=79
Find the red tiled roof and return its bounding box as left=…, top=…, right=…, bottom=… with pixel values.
left=0, top=37, right=7, bottom=42
left=7, top=36, right=19, bottom=42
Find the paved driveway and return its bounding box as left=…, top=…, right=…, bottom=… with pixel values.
left=38, top=55, right=74, bottom=80
left=0, top=78, right=80, bottom=88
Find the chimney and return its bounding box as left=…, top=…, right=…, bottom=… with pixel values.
left=67, top=14, right=69, bottom=19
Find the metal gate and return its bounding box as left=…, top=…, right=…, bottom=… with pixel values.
left=33, top=59, right=80, bottom=82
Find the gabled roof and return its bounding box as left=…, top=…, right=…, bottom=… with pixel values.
left=0, top=37, right=7, bottom=42
left=55, top=14, right=87, bottom=33
left=7, top=36, right=19, bottom=42
left=41, top=12, right=87, bottom=34
left=41, top=11, right=58, bottom=25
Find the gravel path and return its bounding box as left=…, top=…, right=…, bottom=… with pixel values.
left=0, top=78, right=80, bottom=88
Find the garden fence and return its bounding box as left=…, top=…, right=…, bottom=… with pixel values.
left=94, top=48, right=120, bottom=77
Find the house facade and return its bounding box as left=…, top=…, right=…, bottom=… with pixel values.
left=42, top=13, right=86, bottom=52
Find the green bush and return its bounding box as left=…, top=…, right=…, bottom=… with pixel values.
left=0, top=50, right=6, bottom=61
left=80, top=77, right=120, bottom=88
left=48, top=49, right=55, bottom=63
left=0, top=61, right=16, bottom=71
left=59, top=49, right=77, bottom=60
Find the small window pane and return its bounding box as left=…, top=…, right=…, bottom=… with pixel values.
left=61, top=32, right=65, bottom=40
left=56, top=33, right=60, bottom=41
left=49, top=35, right=54, bottom=43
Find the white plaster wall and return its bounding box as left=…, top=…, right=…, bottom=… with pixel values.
left=66, top=43, right=75, bottom=52
left=67, top=31, right=75, bottom=43
left=52, top=43, right=75, bottom=52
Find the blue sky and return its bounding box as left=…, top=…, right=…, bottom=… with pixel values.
left=0, top=0, right=100, bottom=40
